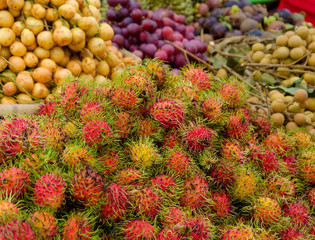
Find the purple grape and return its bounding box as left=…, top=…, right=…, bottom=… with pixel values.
left=174, top=52, right=187, bottom=67
left=182, top=38, right=189, bottom=44
left=130, top=45, right=139, bottom=52
left=128, top=0, right=141, bottom=11
left=127, top=23, right=140, bottom=35
left=176, top=24, right=186, bottom=35
left=119, top=0, right=129, bottom=7
left=131, top=8, right=142, bottom=21
left=162, top=26, right=173, bottom=40
left=184, top=41, right=197, bottom=54
left=133, top=50, right=143, bottom=59
left=118, top=8, right=129, bottom=20
left=142, top=9, right=149, bottom=18
left=147, top=34, right=159, bottom=44
left=170, top=31, right=183, bottom=42
left=106, top=9, right=117, bottom=21
left=121, top=28, right=128, bottom=37
left=140, top=43, right=147, bottom=52
left=173, top=14, right=185, bottom=24
left=121, top=17, right=133, bottom=27
left=185, top=25, right=194, bottom=34
left=124, top=39, right=130, bottom=49
left=144, top=43, right=157, bottom=57
left=139, top=31, right=149, bottom=42
left=185, top=32, right=195, bottom=40
left=154, top=50, right=168, bottom=61
left=142, top=19, right=157, bottom=32
left=163, top=18, right=176, bottom=29
left=113, top=26, right=122, bottom=35
left=161, top=44, right=175, bottom=55
left=107, top=0, right=119, bottom=7
left=173, top=41, right=183, bottom=53
left=157, top=40, right=164, bottom=48
left=151, top=14, right=163, bottom=27
left=112, top=34, right=124, bottom=47
left=189, top=39, right=202, bottom=52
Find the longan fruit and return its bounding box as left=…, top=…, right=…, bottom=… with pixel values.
left=252, top=42, right=265, bottom=51
left=285, top=122, right=298, bottom=131
left=271, top=113, right=285, bottom=126
left=290, top=47, right=304, bottom=60
left=307, top=53, right=315, bottom=66
left=252, top=51, right=265, bottom=63
left=285, top=31, right=295, bottom=38
left=273, top=46, right=290, bottom=59
left=296, top=26, right=309, bottom=39
left=270, top=92, right=285, bottom=102
left=294, top=113, right=307, bottom=126
left=271, top=99, right=287, bottom=113
left=276, top=35, right=288, bottom=46
left=294, top=89, right=308, bottom=102
left=288, top=35, right=303, bottom=48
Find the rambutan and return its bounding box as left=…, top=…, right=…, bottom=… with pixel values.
left=146, top=60, right=166, bottom=87
left=29, top=211, right=57, bottom=239
left=183, top=216, right=214, bottom=240
left=219, top=83, right=242, bottom=107
left=157, top=228, right=181, bottom=240
left=308, top=188, right=315, bottom=208
left=37, top=101, right=58, bottom=116
left=100, top=183, right=129, bottom=222
left=264, top=176, right=296, bottom=198
left=202, top=96, right=224, bottom=122
left=149, top=100, right=185, bottom=128
left=62, top=145, right=95, bottom=169
left=172, top=85, right=199, bottom=102
left=129, top=141, right=158, bottom=168
left=254, top=229, right=276, bottom=240
left=225, top=115, right=248, bottom=139
left=0, top=167, right=29, bottom=199
left=252, top=197, right=281, bottom=225
left=137, top=119, right=160, bottom=139
left=58, top=81, right=87, bottom=111
left=160, top=207, right=187, bottom=228
left=62, top=214, right=93, bottom=240
left=110, top=87, right=139, bottom=109
left=0, top=117, right=41, bottom=156
left=182, top=67, right=212, bottom=91
left=253, top=115, right=271, bottom=136
left=99, top=152, right=120, bottom=176
left=292, top=131, right=312, bottom=150
left=41, top=126, right=65, bottom=151
left=0, top=220, right=36, bottom=240
left=150, top=175, right=179, bottom=201
left=257, top=150, right=279, bottom=173
left=71, top=169, right=104, bottom=206
left=298, top=151, right=315, bottom=184
left=165, top=150, right=192, bottom=177
left=220, top=226, right=254, bottom=240
left=184, top=124, right=216, bottom=152
left=263, top=133, right=290, bottom=155
left=162, top=131, right=182, bottom=149
left=80, top=101, right=105, bottom=123
left=128, top=187, right=161, bottom=217
left=280, top=227, right=306, bottom=240
left=180, top=174, right=209, bottom=209
left=82, top=120, right=113, bottom=147
left=114, top=168, right=144, bottom=188
left=0, top=200, right=19, bottom=224
left=232, top=169, right=259, bottom=200
left=284, top=202, right=309, bottom=226
left=115, top=112, right=133, bottom=139
left=124, top=219, right=156, bottom=240
left=221, top=141, right=243, bottom=163
left=281, top=156, right=298, bottom=175
left=34, top=173, right=65, bottom=210
left=211, top=192, right=231, bottom=218
left=123, top=74, right=154, bottom=98
left=210, top=161, right=236, bottom=187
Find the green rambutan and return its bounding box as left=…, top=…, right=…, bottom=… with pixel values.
left=82, top=120, right=113, bottom=147
left=123, top=219, right=156, bottom=240
left=220, top=226, right=254, bottom=240
left=182, top=66, right=212, bottom=91
left=252, top=197, right=282, bottom=226
left=183, top=123, right=216, bottom=152
left=284, top=202, right=309, bottom=227
left=29, top=211, right=57, bottom=239
left=110, top=87, right=139, bottom=109
left=149, top=100, right=185, bottom=128
left=157, top=228, right=181, bottom=240
left=0, top=200, right=19, bottom=224
left=0, top=167, right=29, bottom=200
left=231, top=169, right=259, bottom=200
left=221, top=141, right=244, bottom=163
left=292, top=131, right=312, bottom=150
left=180, top=174, right=210, bottom=209
left=34, top=173, right=66, bottom=210
left=100, top=183, right=129, bottom=222
left=160, top=207, right=187, bottom=228
left=62, top=214, right=93, bottom=240
left=165, top=150, right=192, bottom=177
left=182, top=216, right=214, bottom=240
left=114, top=168, right=145, bottom=188
left=211, top=192, right=231, bottom=218
left=0, top=220, right=36, bottom=240
left=128, top=187, right=161, bottom=218
left=129, top=140, right=158, bottom=168
left=71, top=169, right=104, bottom=206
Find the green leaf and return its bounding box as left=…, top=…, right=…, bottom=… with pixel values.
left=260, top=73, right=277, bottom=86
left=207, top=55, right=227, bottom=69
left=268, top=85, right=314, bottom=95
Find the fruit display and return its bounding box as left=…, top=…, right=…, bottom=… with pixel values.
left=105, top=0, right=207, bottom=67
left=194, top=0, right=308, bottom=41
left=0, top=60, right=314, bottom=239
left=0, top=0, right=140, bottom=105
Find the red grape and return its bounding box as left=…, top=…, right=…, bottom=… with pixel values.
left=112, top=34, right=124, bottom=47
left=162, top=26, right=173, bottom=40
left=142, top=19, right=158, bottom=32
left=170, top=32, right=183, bottom=42
left=144, top=44, right=157, bottom=57
left=131, top=8, right=142, bottom=21
left=174, top=52, right=187, bottom=67
left=107, top=0, right=119, bottom=7
left=173, top=14, right=185, bottom=24
left=106, top=8, right=117, bottom=21
left=184, top=41, right=197, bottom=54
left=154, top=50, right=168, bottom=61
left=133, top=50, right=143, bottom=59
left=185, top=25, right=195, bottom=34
left=139, top=31, right=149, bottom=42
left=163, top=18, right=176, bottom=29
left=127, top=23, right=140, bottom=35
left=161, top=44, right=175, bottom=55
left=118, top=8, right=129, bottom=20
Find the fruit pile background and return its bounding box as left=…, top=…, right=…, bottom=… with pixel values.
left=0, top=61, right=314, bottom=239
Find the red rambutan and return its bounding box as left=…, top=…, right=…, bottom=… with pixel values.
left=252, top=197, right=282, bottom=225
left=0, top=200, right=19, bottom=224
left=210, top=161, right=236, bottom=187
left=110, top=87, right=139, bottom=109
left=114, top=168, right=144, bottom=189
left=180, top=174, right=209, bottom=209
left=220, top=226, right=254, bottom=240
left=0, top=167, right=29, bottom=199
left=34, top=173, right=65, bottom=210
left=183, top=216, right=214, bottom=240
left=115, top=112, right=133, bottom=139
left=183, top=67, right=212, bottom=91
left=37, top=101, right=58, bottom=116
left=263, top=133, right=290, bottom=155
left=124, top=219, right=156, bottom=240
left=219, top=83, right=242, bottom=107
left=149, top=100, right=185, bottom=128
left=264, top=176, right=296, bottom=198
left=184, top=125, right=216, bottom=152
left=308, top=188, right=315, bottom=208
left=80, top=101, right=105, bottom=123
left=0, top=220, right=35, bottom=240
left=253, top=115, right=271, bottom=136
left=211, top=192, right=231, bottom=218
left=157, top=228, right=181, bottom=240
left=161, top=207, right=187, bottom=228
left=202, top=96, right=224, bottom=122
left=71, top=169, right=104, bottom=206
left=165, top=151, right=192, bottom=177
left=29, top=211, right=57, bottom=239
left=257, top=150, right=279, bottom=173
left=62, top=215, right=93, bottom=240
left=280, top=227, right=306, bottom=240
left=82, top=120, right=113, bottom=147
left=284, top=202, right=309, bottom=226
left=225, top=115, right=248, bottom=139
left=221, top=141, right=244, bottom=163
left=99, top=151, right=120, bottom=176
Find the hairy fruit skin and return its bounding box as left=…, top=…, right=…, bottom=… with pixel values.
left=80, top=102, right=105, bottom=123
left=114, top=168, right=144, bottom=188
left=149, top=100, right=185, bottom=128
left=82, top=120, right=113, bottom=147
left=225, top=115, right=247, bottom=139
left=308, top=188, right=315, bottom=208
left=298, top=151, right=315, bottom=184
left=183, top=216, right=213, bottom=240
left=252, top=197, right=281, bottom=225
left=183, top=67, right=212, bottom=91
left=232, top=170, right=258, bottom=200
left=0, top=167, right=29, bottom=200
left=29, top=211, right=57, bottom=239
left=157, top=228, right=181, bottom=240
left=219, top=84, right=242, bottom=107
left=202, top=96, right=224, bottom=122
left=34, top=173, right=66, bottom=210
left=280, top=227, right=306, bottom=240
left=165, top=151, right=192, bottom=176
left=62, top=215, right=92, bottom=240
left=110, top=87, right=139, bottom=109
left=130, top=142, right=158, bottom=168
left=124, top=220, right=156, bottom=240
left=221, top=141, right=243, bottom=162
left=0, top=220, right=36, bottom=240
left=211, top=192, right=231, bottom=218
left=161, top=207, right=187, bottom=228
left=210, top=162, right=236, bottom=187
left=185, top=125, right=216, bottom=152
left=0, top=201, right=19, bottom=224
left=220, top=227, right=254, bottom=240
left=71, top=169, right=104, bottom=206
left=150, top=174, right=178, bottom=198
left=284, top=203, right=309, bottom=226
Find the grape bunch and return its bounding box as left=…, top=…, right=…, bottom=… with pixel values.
left=105, top=0, right=207, bottom=67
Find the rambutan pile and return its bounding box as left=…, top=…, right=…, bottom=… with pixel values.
left=0, top=60, right=313, bottom=238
